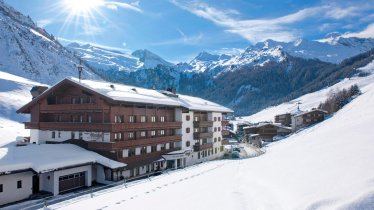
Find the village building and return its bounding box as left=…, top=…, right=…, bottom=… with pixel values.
left=244, top=123, right=292, bottom=143
left=0, top=144, right=125, bottom=206
left=17, top=78, right=232, bottom=180
left=274, top=113, right=292, bottom=127
left=291, top=108, right=327, bottom=131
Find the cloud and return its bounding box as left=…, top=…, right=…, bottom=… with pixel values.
left=105, top=1, right=142, bottom=13
left=342, top=23, right=374, bottom=38
left=151, top=29, right=204, bottom=46
left=58, top=37, right=132, bottom=53
left=37, top=19, right=54, bottom=28
left=170, top=0, right=374, bottom=43
left=170, top=0, right=323, bottom=43
left=213, top=48, right=244, bottom=56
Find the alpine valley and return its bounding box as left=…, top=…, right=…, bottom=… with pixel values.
left=1, top=0, right=374, bottom=116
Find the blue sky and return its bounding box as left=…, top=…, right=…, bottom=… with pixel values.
left=4, top=0, right=374, bottom=62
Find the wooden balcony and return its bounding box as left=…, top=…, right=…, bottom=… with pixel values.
left=24, top=121, right=182, bottom=132
left=193, top=143, right=213, bottom=152
left=221, top=120, right=229, bottom=126
left=24, top=122, right=39, bottom=129
left=86, top=135, right=182, bottom=150
left=112, top=121, right=182, bottom=132
left=40, top=104, right=103, bottom=112
left=222, top=130, right=230, bottom=136
left=193, top=132, right=213, bottom=139
left=193, top=121, right=213, bottom=128
left=38, top=122, right=113, bottom=132
left=221, top=139, right=230, bottom=145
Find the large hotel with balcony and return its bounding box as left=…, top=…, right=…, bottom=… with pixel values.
left=17, top=78, right=233, bottom=181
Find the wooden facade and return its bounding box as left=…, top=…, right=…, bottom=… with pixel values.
left=18, top=80, right=183, bottom=170
left=275, top=113, right=292, bottom=127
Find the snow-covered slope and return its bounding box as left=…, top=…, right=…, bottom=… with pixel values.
left=49, top=79, right=374, bottom=210
left=67, top=43, right=173, bottom=73
left=241, top=70, right=374, bottom=123
left=0, top=71, right=45, bottom=147
left=0, top=0, right=100, bottom=84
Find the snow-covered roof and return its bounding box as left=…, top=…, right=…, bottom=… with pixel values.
left=0, top=144, right=126, bottom=174
left=18, top=77, right=232, bottom=113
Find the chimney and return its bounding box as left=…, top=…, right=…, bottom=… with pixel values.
left=30, top=86, right=48, bottom=99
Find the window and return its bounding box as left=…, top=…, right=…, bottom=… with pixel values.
left=214, top=138, right=217, bottom=142
left=17, top=180, right=22, bottom=189
left=115, top=115, right=123, bottom=123
left=160, top=130, right=165, bottom=136
left=186, top=115, right=190, bottom=121
left=128, top=148, right=136, bottom=157
left=140, top=116, right=146, bottom=123
left=128, top=132, right=135, bottom=139
left=186, top=127, right=190, bottom=133
left=114, top=133, right=122, bottom=141
left=71, top=132, right=75, bottom=139
left=140, top=131, right=146, bottom=137
left=87, top=115, right=92, bottom=123
left=58, top=115, right=62, bottom=122
left=218, top=127, right=221, bottom=131
left=214, top=117, right=217, bottom=121
left=151, top=116, right=156, bottom=122
left=79, top=132, right=83, bottom=140
left=129, top=115, right=135, bottom=123
left=79, top=115, right=83, bottom=122
left=80, top=97, right=84, bottom=104
left=52, top=131, right=55, bottom=139
left=170, top=142, right=174, bottom=149
left=0, top=184, right=3, bottom=193
left=215, top=148, right=218, bottom=154
left=194, top=127, right=199, bottom=133
left=218, top=137, right=221, bottom=141
left=194, top=116, right=199, bottom=122
left=151, top=145, right=157, bottom=152
left=161, top=144, right=166, bottom=150
left=214, top=127, right=217, bottom=132
left=58, top=132, right=61, bottom=138
left=186, top=141, right=190, bottom=147
left=141, top=146, right=147, bottom=154
left=160, top=116, right=165, bottom=122
left=218, top=117, right=221, bottom=121
left=72, top=97, right=77, bottom=104
left=151, top=130, right=156, bottom=137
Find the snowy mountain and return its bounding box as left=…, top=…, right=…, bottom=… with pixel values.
left=67, top=43, right=173, bottom=73
left=0, top=0, right=100, bottom=85
left=182, top=35, right=374, bottom=74
left=47, top=79, right=374, bottom=209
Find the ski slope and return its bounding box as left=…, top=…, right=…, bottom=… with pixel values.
left=50, top=82, right=374, bottom=209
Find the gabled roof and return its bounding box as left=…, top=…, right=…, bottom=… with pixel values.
left=17, top=77, right=233, bottom=113
left=0, top=144, right=126, bottom=174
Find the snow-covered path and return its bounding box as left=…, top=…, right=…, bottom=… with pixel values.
left=51, top=83, right=374, bottom=210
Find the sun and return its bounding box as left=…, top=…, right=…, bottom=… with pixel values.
left=63, top=0, right=104, bottom=16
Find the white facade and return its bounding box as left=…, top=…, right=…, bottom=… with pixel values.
left=0, top=171, right=34, bottom=206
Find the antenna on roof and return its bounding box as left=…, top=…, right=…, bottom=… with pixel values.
left=296, top=102, right=302, bottom=110
left=76, top=60, right=84, bottom=82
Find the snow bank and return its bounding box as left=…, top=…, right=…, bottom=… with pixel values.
left=0, top=144, right=125, bottom=173
left=51, top=82, right=374, bottom=210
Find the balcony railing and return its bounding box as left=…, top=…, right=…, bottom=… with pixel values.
left=86, top=135, right=182, bottom=150
left=193, top=143, right=213, bottom=152
left=193, top=132, right=213, bottom=139
left=222, top=130, right=230, bottom=136
left=193, top=121, right=213, bottom=128
left=23, top=121, right=182, bottom=132
left=40, top=104, right=103, bottom=112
